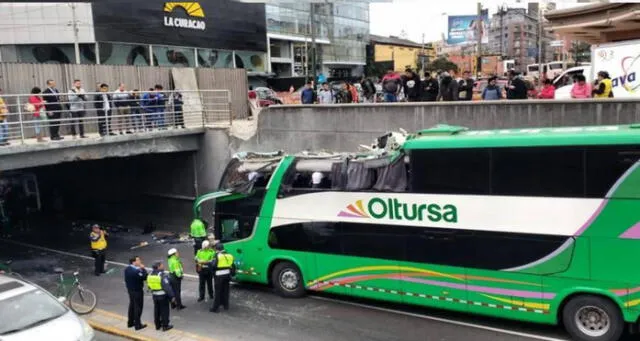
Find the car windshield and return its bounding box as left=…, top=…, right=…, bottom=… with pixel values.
left=0, top=289, right=67, bottom=335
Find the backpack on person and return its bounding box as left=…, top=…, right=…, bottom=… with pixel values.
left=383, top=79, right=399, bottom=94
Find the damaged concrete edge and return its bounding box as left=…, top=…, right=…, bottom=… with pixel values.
left=86, top=320, right=156, bottom=341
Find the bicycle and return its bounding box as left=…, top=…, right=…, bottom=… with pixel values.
left=53, top=267, right=97, bottom=315
left=0, top=260, right=23, bottom=279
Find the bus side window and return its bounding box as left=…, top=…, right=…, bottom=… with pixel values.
left=585, top=145, right=640, bottom=198
left=410, top=149, right=490, bottom=195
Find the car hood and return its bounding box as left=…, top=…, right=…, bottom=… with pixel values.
left=2, top=311, right=85, bottom=341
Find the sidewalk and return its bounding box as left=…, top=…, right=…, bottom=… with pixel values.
left=85, top=308, right=218, bottom=341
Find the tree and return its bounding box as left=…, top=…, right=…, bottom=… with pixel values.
left=427, top=57, right=459, bottom=73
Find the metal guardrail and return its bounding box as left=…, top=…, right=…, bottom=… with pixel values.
left=0, top=89, right=231, bottom=145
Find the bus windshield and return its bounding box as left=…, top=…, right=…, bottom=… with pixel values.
left=218, top=157, right=281, bottom=193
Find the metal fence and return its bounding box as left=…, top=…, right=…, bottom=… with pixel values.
left=0, top=89, right=230, bottom=145
left=0, top=63, right=250, bottom=120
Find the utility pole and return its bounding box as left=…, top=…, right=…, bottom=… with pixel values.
left=499, top=5, right=505, bottom=57
left=537, top=1, right=544, bottom=87
left=70, top=2, right=80, bottom=64
left=309, top=3, right=318, bottom=83
left=421, top=33, right=426, bottom=76
left=476, top=2, right=482, bottom=77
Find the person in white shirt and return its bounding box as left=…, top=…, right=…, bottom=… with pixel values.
left=112, top=83, right=133, bottom=134
left=67, top=79, right=88, bottom=138
left=318, top=83, right=334, bottom=104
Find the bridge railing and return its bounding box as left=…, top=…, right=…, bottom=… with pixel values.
left=0, top=89, right=231, bottom=145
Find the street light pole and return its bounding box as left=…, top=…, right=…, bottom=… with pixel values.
left=310, top=3, right=318, bottom=82
left=476, top=2, right=482, bottom=76
left=70, top=2, right=80, bottom=64
left=537, top=1, right=545, bottom=87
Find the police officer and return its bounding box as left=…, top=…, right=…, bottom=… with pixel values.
left=147, top=261, right=175, bottom=332
left=190, top=218, right=207, bottom=255
left=195, top=240, right=214, bottom=302
left=89, top=224, right=108, bottom=276
left=124, top=256, right=147, bottom=330
left=210, top=243, right=235, bottom=313
left=167, top=248, right=186, bottom=310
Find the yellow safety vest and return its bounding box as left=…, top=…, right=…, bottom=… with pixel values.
left=594, top=78, right=613, bottom=98
left=90, top=231, right=107, bottom=250
left=217, top=253, right=234, bottom=269
left=147, top=274, right=162, bottom=291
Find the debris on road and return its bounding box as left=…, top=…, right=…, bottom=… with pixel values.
left=130, top=241, right=149, bottom=250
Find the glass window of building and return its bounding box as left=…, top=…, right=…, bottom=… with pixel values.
left=154, top=45, right=196, bottom=68
left=99, top=43, right=156, bottom=66
left=17, top=44, right=95, bottom=64
left=197, top=49, right=234, bottom=68
left=234, top=51, right=267, bottom=72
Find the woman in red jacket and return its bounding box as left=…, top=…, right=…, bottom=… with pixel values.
left=28, top=87, right=46, bottom=142
left=537, top=79, right=555, bottom=99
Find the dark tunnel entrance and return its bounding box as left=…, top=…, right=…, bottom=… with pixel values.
left=1, top=152, right=198, bottom=244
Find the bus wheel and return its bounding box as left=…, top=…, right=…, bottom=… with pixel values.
left=272, top=261, right=304, bottom=298
left=562, top=295, right=624, bottom=341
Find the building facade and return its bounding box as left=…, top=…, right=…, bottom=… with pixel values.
left=0, top=1, right=267, bottom=72
left=266, top=2, right=369, bottom=80
left=487, top=6, right=554, bottom=72
left=368, top=35, right=431, bottom=73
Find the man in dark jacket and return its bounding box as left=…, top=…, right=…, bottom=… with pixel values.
left=506, top=70, right=528, bottom=99
left=422, top=72, right=439, bottom=102
left=437, top=72, right=459, bottom=101
left=42, top=79, right=64, bottom=140
left=94, top=83, right=114, bottom=136
left=124, top=256, right=148, bottom=330
left=360, top=77, right=377, bottom=103
left=458, top=71, right=475, bottom=101
left=301, top=82, right=315, bottom=104
left=403, top=68, right=422, bottom=102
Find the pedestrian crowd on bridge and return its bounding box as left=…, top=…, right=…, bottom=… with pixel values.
left=281, top=67, right=614, bottom=105
left=0, top=79, right=186, bottom=146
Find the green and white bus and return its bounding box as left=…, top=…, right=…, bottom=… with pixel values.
left=194, top=124, right=640, bottom=341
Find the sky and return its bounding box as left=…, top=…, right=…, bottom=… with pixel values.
left=369, top=0, right=587, bottom=44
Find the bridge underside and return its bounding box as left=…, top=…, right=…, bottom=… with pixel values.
left=0, top=128, right=204, bottom=171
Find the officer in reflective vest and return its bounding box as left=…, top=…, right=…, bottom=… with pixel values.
left=210, top=243, right=235, bottom=313
left=89, top=224, right=108, bottom=276
left=167, top=248, right=186, bottom=310
left=190, top=218, right=207, bottom=255
left=195, top=240, right=215, bottom=302
left=147, top=261, right=175, bottom=332
left=593, top=71, right=614, bottom=98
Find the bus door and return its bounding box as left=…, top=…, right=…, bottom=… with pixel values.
left=288, top=221, right=340, bottom=296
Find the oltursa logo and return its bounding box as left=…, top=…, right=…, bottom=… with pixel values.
left=163, top=2, right=206, bottom=31
left=339, top=198, right=458, bottom=223
left=338, top=200, right=370, bottom=218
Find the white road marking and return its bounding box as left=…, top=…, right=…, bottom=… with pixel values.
left=309, top=296, right=569, bottom=341
left=2, top=238, right=568, bottom=341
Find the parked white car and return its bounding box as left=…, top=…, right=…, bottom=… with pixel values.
left=0, top=275, right=95, bottom=341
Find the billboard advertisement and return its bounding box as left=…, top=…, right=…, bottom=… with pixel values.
left=447, top=12, right=489, bottom=46
left=92, top=0, right=267, bottom=52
